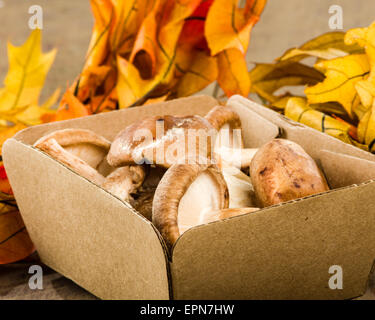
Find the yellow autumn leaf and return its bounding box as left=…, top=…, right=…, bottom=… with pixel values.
left=0, top=29, right=56, bottom=112
left=268, top=95, right=294, bottom=111
left=355, top=80, right=375, bottom=109
left=357, top=102, right=375, bottom=152
left=285, top=97, right=367, bottom=150
left=346, top=22, right=375, bottom=72
left=346, top=22, right=375, bottom=113
left=279, top=32, right=363, bottom=62
left=116, top=56, right=150, bottom=108
left=310, top=102, right=349, bottom=117
left=305, top=54, right=370, bottom=118
left=0, top=29, right=58, bottom=158
left=250, top=61, right=325, bottom=103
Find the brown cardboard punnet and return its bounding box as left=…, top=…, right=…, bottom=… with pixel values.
left=3, top=95, right=375, bottom=300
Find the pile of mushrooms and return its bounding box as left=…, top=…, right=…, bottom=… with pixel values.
left=34, top=105, right=329, bottom=250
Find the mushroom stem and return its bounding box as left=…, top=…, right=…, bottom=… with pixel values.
left=101, top=166, right=146, bottom=202
left=215, top=146, right=259, bottom=169
left=36, top=138, right=105, bottom=185
left=34, top=129, right=111, bottom=150
left=205, top=105, right=242, bottom=132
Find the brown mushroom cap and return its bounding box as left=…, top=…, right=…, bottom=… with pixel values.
left=152, top=163, right=229, bottom=249
left=34, top=129, right=111, bottom=185
left=250, top=139, right=330, bottom=207
left=107, top=115, right=215, bottom=168
left=205, top=105, right=242, bottom=132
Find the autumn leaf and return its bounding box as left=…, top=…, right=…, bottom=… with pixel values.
left=0, top=163, right=13, bottom=195
left=250, top=61, right=325, bottom=103
left=248, top=20, right=375, bottom=153
left=173, top=51, right=218, bottom=97
left=0, top=30, right=56, bottom=112
left=346, top=22, right=375, bottom=73
left=305, top=54, right=370, bottom=118
left=345, top=22, right=375, bottom=150
left=0, top=203, right=35, bottom=265
left=285, top=97, right=367, bottom=150
left=72, top=0, right=266, bottom=111
left=278, top=32, right=363, bottom=62
left=0, top=29, right=58, bottom=142
left=53, top=91, right=90, bottom=121
left=205, top=0, right=267, bottom=56
left=178, top=0, right=214, bottom=51
left=357, top=104, right=375, bottom=151
left=84, top=0, right=113, bottom=69
left=116, top=56, right=152, bottom=108
left=217, top=48, right=251, bottom=97
left=130, top=4, right=158, bottom=79
left=0, top=169, right=35, bottom=264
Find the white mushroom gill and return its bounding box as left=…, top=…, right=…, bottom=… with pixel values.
left=177, top=171, right=222, bottom=235
left=221, top=166, right=255, bottom=208
left=65, top=143, right=108, bottom=169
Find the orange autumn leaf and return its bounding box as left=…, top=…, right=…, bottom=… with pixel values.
left=68, top=0, right=266, bottom=111
left=205, top=0, right=267, bottom=56
left=217, top=48, right=251, bottom=97
left=84, top=0, right=113, bottom=70
left=0, top=206, right=35, bottom=265
left=175, top=51, right=218, bottom=97
left=0, top=123, right=27, bottom=155
left=130, top=1, right=159, bottom=79
left=115, top=0, right=204, bottom=107
left=90, top=88, right=118, bottom=113
left=54, top=91, right=90, bottom=121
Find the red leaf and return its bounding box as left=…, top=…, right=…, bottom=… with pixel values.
left=179, top=0, right=214, bottom=51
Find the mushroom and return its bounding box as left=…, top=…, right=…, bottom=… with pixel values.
left=34, top=129, right=111, bottom=185
left=205, top=105, right=243, bottom=151
left=130, top=191, right=155, bottom=221
left=221, top=165, right=256, bottom=208
left=152, top=163, right=229, bottom=249
left=205, top=106, right=257, bottom=169
left=250, top=139, right=330, bottom=207
left=101, top=166, right=146, bottom=203
left=129, top=166, right=167, bottom=221
left=214, top=146, right=259, bottom=170
left=107, top=115, right=216, bottom=168
left=202, top=207, right=259, bottom=224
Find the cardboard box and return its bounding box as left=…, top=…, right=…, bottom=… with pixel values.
left=3, top=95, right=375, bottom=300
